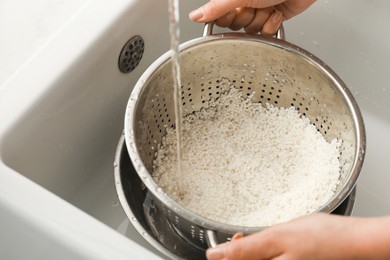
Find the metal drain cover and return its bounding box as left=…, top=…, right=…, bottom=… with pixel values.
left=118, top=35, right=145, bottom=73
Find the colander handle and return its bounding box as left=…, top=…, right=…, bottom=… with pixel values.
left=202, top=22, right=286, bottom=40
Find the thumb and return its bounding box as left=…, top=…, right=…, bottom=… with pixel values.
left=206, top=231, right=281, bottom=260
left=189, top=0, right=285, bottom=22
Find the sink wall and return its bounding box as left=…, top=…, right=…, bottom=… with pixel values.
left=0, top=0, right=206, bottom=259
left=2, top=0, right=207, bottom=210
left=282, top=0, right=390, bottom=216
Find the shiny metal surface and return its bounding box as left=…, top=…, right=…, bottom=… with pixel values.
left=115, top=134, right=356, bottom=259
left=124, top=30, right=365, bottom=247
left=203, top=22, right=285, bottom=40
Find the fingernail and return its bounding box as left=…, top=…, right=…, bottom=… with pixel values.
left=232, top=233, right=244, bottom=241
left=272, top=10, right=283, bottom=23
left=189, top=8, right=204, bottom=21
left=206, top=246, right=225, bottom=260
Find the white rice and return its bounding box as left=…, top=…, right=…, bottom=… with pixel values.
left=152, top=86, right=341, bottom=227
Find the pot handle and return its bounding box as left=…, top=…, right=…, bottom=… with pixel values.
left=205, top=230, right=219, bottom=248
left=202, top=22, right=286, bottom=40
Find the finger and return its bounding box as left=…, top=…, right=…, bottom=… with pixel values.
left=244, top=7, right=273, bottom=34
left=275, top=0, right=316, bottom=19
left=229, top=7, right=255, bottom=31
left=261, top=10, right=284, bottom=36
left=189, top=0, right=242, bottom=22
left=206, top=230, right=282, bottom=260
left=215, top=10, right=236, bottom=28
left=189, top=0, right=286, bottom=23
left=231, top=233, right=244, bottom=241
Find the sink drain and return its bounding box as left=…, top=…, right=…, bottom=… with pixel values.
left=118, top=35, right=145, bottom=73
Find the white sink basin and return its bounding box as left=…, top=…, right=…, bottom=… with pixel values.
left=1, top=0, right=390, bottom=259
left=0, top=0, right=206, bottom=259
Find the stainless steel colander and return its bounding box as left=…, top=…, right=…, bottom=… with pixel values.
left=124, top=24, right=366, bottom=247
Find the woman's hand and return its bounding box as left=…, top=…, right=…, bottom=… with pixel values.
left=206, top=213, right=390, bottom=260
left=189, top=0, right=316, bottom=36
